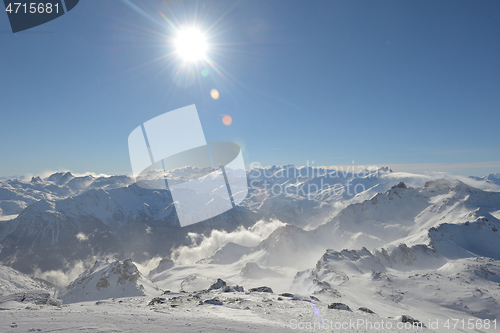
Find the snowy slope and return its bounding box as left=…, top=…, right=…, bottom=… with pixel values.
left=0, top=183, right=261, bottom=273
left=198, top=242, right=251, bottom=265
left=2, top=166, right=500, bottom=331
left=147, top=258, right=174, bottom=276
left=0, top=291, right=433, bottom=333
left=243, top=179, right=500, bottom=271
left=0, top=265, right=55, bottom=297
left=141, top=175, right=500, bottom=328
left=470, top=173, right=500, bottom=185
left=292, top=248, right=500, bottom=323
left=61, top=259, right=159, bottom=304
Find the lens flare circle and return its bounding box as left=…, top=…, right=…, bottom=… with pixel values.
left=222, top=114, right=232, bottom=126
left=175, top=28, right=208, bottom=62
left=210, top=89, right=220, bottom=100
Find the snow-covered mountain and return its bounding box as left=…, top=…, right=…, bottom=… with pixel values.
left=197, top=242, right=251, bottom=265
left=292, top=247, right=500, bottom=322
left=0, top=180, right=261, bottom=273
left=1, top=168, right=498, bottom=273
left=0, top=265, right=55, bottom=297
left=138, top=172, right=500, bottom=326
left=242, top=179, right=500, bottom=271
left=0, top=265, right=60, bottom=307
left=470, top=173, right=500, bottom=185
left=61, top=258, right=159, bottom=304
left=0, top=172, right=134, bottom=220
left=1, top=166, right=500, bottom=330
left=147, top=257, right=174, bottom=276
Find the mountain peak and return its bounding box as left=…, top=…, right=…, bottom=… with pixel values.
left=30, top=176, right=42, bottom=183
left=394, top=182, right=407, bottom=189
left=62, top=258, right=159, bottom=304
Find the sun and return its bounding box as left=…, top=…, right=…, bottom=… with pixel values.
left=174, top=28, right=208, bottom=62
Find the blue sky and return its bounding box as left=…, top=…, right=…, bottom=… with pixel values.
left=1, top=0, right=499, bottom=177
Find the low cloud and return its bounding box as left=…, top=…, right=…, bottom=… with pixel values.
left=33, top=255, right=163, bottom=289
left=172, top=219, right=285, bottom=265
left=34, top=261, right=88, bottom=289
left=75, top=232, right=88, bottom=242
left=383, top=171, right=500, bottom=192
left=133, top=256, right=163, bottom=276
left=384, top=161, right=500, bottom=176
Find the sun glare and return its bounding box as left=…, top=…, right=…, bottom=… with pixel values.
left=174, top=28, right=208, bottom=62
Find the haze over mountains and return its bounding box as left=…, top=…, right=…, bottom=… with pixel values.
left=1, top=166, right=499, bottom=332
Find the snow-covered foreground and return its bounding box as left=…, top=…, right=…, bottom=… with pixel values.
left=1, top=252, right=498, bottom=332
left=1, top=291, right=433, bottom=333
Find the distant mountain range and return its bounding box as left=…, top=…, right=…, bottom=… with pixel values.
left=1, top=167, right=499, bottom=273
left=0, top=166, right=499, bottom=323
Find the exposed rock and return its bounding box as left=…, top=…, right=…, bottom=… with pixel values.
left=358, top=307, right=375, bottom=314
left=395, top=182, right=407, bottom=189
left=328, top=302, right=351, bottom=311
left=203, top=297, right=223, bottom=305
left=30, top=176, right=42, bottom=183
left=170, top=298, right=183, bottom=307
left=207, top=278, right=244, bottom=292
left=208, top=278, right=227, bottom=291
left=147, top=297, right=166, bottom=306
left=0, top=290, right=60, bottom=306
left=249, top=286, right=273, bottom=293
left=401, top=315, right=422, bottom=325
left=222, top=285, right=244, bottom=292
left=313, top=284, right=341, bottom=297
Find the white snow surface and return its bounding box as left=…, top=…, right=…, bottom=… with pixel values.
left=0, top=266, right=55, bottom=297
left=1, top=167, right=500, bottom=332
left=61, top=258, right=159, bottom=304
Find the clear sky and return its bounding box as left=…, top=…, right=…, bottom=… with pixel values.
left=1, top=0, right=499, bottom=177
